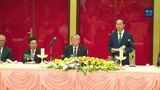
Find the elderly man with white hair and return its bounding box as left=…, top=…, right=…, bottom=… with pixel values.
left=0, top=34, right=13, bottom=63
left=63, top=34, right=87, bottom=59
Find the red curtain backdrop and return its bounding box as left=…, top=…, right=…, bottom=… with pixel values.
left=79, top=0, right=153, bottom=65
left=0, top=0, right=153, bottom=65
left=0, top=0, right=69, bottom=61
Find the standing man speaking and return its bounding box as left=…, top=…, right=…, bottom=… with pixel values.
left=108, top=19, right=134, bottom=65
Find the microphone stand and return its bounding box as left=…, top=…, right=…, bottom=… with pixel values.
left=157, top=33, right=160, bottom=66
left=129, top=40, right=136, bottom=67
left=129, top=49, right=136, bottom=67
left=49, top=37, right=56, bottom=62
left=50, top=46, right=53, bottom=62
left=157, top=53, right=160, bottom=66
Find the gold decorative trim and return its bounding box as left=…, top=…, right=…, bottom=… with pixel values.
left=69, top=0, right=77, bottom=44
left=153, top=0, right=160, bottom=65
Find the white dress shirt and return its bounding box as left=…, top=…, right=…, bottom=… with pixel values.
left=73, top=46, right=79, bottom=56
left=118, top=30, right=125, bottom=40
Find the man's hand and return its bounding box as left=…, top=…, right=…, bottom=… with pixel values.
left=0, top=61, right=3, bottom=64
left=31, top=61, right=36, bottom=64
left=111, top=48, right=118, bottom=53
left=119, top=45, right=126, bottom=53
left=26, top=61, right=36, bottom=64
left=119, top=45, right=126, bottom=50
left=111, top=46, right=126, bottom=53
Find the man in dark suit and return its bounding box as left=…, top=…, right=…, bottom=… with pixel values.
left=63, top=34, right=87, bottom=59
left=22, top=37, right=41, bottom=64
left=0, top=34, right=13, bottom=63
left=108, top=19, right=134, bottom=65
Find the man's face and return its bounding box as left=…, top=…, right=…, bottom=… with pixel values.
left=116, top=20, right=125, bottom=32
left=29, top=40, right=37, bottom=50
left=0, top=37, right=5, bottom=48
left=72, top=38, right=80, bottom=47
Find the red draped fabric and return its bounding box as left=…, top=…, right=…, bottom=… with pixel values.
left=0, top=0, right=153, bottom=65
left=0, top=0, right=69, bottom=61
left=79, top=0, right=153, bottom=65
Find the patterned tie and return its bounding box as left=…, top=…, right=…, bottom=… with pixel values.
left=73, top=48, right=77, bottom=56
left=119, top=33, right=122, bottom=44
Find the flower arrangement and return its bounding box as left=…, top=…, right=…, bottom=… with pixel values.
left=47, top=56, right=120, bottom=74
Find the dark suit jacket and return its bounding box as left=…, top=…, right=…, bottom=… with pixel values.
left=63, top=45, right=87, bottom=59
left=1, top=46, right=13, bottom=62
left=108, top=31, right=134, bottom=65
left=22, top=48, right=41, bottom=63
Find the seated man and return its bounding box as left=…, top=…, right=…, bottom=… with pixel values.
left=63, top=34, right=87, bottom=59
left=0, top=34, right=13, bottom=63
left=22, top=37, right=41, bottom=64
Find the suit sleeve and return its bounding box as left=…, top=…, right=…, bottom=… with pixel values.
left=62, top=46, right=69, bottom=59
left=108, top=33, right=113, bottom=52
left=22, top=52, right=25, bottom=63
left=8, top=48, right=13, bottom=61
left=83, top=47, right=88, bottom=56
left=125, top=34, right=134, bottom=54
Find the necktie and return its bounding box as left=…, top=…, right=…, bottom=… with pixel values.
left=73, top=48, right=77, bottom=56
left=119, top=33, right=122, bottom=44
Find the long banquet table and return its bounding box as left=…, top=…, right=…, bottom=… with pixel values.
left=0, top=63, right=160, bottom=90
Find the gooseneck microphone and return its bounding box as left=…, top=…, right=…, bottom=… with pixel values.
left=49, top=37, right=56, bottom=61
left=50, top=37, right=56, bottom=46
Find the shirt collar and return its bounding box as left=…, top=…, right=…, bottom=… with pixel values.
left=0, top=47, right=3, bottom=52
left=118, top=29, right=125, bottom=34
left=73, top=46, right=79, bottom=49
left=30, top=49, right=36, bottom=52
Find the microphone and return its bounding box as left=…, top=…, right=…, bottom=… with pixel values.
left=50, top=37, right=56, bottom=46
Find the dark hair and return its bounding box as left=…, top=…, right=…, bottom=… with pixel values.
left=28, top=37, right=37, bottom=43
left=115, top=18, right=125, bottom=24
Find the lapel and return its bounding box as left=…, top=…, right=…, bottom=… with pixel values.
left=115, top=32, right=119, bottom=45
left=70, top=45, right=73, bottom=55
left=120, top=31, right=127, bottom=45
left=77, top=46, right=80, bottom=55
left=28, top=49, right=31, bottom=55
left=35, top=49, right=38, bottom=55
left=34, top=49, right=38, bottom=58
left=35, top=48, right=40, bottom=55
